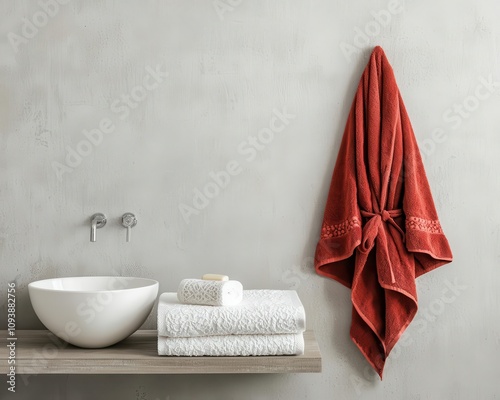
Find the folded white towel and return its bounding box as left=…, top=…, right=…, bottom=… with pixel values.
left=158, top=290, right=306, bottom=338
left=177, top=279, right=243, bottom=306
left=158, top=333, right=304, bottom=356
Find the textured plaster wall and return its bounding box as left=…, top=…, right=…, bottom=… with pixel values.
left=0, top=0, right=499, bottom=399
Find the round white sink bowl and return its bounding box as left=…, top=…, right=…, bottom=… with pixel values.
left=28, top=276, right=159, bottom=348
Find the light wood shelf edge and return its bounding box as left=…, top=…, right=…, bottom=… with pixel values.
left=1, top=330, right=322, bottom=374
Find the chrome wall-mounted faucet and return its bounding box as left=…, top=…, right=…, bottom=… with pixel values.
left=90, top=213, right=107, bottom=242
left=122, top=213, right=137, bottom=242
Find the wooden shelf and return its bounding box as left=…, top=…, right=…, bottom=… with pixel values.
left=1, top=330, right=321, bottom=374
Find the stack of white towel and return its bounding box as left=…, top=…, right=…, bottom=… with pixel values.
left=157, top=278, right=306, bottom=356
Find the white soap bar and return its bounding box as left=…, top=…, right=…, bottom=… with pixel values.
left=202, top=273, right=229, bottom=281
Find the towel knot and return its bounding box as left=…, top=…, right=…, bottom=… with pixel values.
left=359, top=208, right=405, bottom=284
left=381, top=210, right=391, bottom=222
left=360, top=208, right=404, bottom=230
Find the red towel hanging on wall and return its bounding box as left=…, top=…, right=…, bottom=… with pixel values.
left=314, top=46, right=453, bottom=378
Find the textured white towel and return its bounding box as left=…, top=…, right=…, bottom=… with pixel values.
left=158, top=333, right=304, bottom=356
left=158, top=290, right=306, bottom=338
left=177, top=279, right=243, bottom=306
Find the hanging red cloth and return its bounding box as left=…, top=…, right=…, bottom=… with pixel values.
left=314, top=46, right=453, bottom=378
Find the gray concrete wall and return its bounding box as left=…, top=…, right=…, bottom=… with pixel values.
left=1, top=0, right=499, bottom=398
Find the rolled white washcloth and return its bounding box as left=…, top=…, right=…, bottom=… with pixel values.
left=177, top=278, right=243, bottom=306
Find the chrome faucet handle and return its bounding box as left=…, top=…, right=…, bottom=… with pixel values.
left=121, top=213, right=137, bottom=242
left=90, top=213, right=107, bottom=242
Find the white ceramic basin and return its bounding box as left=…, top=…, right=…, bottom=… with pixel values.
left=28, top=276, right=159, bottom=348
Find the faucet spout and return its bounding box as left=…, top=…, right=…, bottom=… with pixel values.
left=90, top=219, right=98, bottom=242
left=90, top=213, right=107, bottom=242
